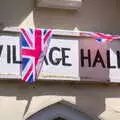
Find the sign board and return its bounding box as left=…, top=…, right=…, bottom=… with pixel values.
left=79, top=38, right=120, bottom=82
left=39, top=37, right=79, bottom=80
left=0, top=34, right=79, bottom=80
left=0, top=31, right=120, bottom=83
left=0, top=34, right=21, bottom=78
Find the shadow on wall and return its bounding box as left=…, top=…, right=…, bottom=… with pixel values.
left=0, top=0, right=34, bottom=27
left=0, top=81, right=120, bottom=119
left=34, top=0, right=120, bottom=34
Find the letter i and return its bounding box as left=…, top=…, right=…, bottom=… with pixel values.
left=7, top=45, right=11, bottom=63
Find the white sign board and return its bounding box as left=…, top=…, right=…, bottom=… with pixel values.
left=0, top=35, right=21, bottom=78
left=0, top=34, right=79, bottom=80
left=0, top=32, right=120, bottom=83
left=39, top=37, right=79, bottom=80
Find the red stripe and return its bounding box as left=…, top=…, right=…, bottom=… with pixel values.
left=22, top=49, right=36, bottom=57
left=35, top=30, right=42, bottom=65
left=21, top=28, right=33, bottom=47
left=43, top=30, right=52, bottom=43
left=96, top=33, right=112, bottom=39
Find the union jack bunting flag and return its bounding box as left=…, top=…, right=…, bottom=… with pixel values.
left=20, top=28, right=52, bottom=83
left=80, top=31, right=120, bottom=43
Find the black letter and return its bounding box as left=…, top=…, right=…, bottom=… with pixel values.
left=13, top=45, right=21, bottom=64
left=7, top=45, right=11, bottom=63
left=44, top=55, right=49, bottom=65
left=81, top=49, right=91, bottom=67
left=116, top=51, right=120, bottom=68
left=49, top=47, right=61, bottom=65
left=107, top=50, right=116, bottom=68
left=92, top=50, right=105, bottom=68
left=62, top=48, right=72, bottom=66
left=0, top=45, right=3, bottom=57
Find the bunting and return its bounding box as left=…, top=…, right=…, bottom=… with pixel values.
left=20, top=28, right=52, bottom=83
left=80, top=31, right=120, bottom=43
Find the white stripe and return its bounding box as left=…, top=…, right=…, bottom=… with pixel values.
left=25, top=58, right=36, bottom=82
left=32, top=58, right=36, bottom=82
left=41, top=30, right=45, bottom=51
left=26, top=29, right=35, bottom=48
left=21, top=30, right=32, bottom=48
left=22, top=46, right=35, bottom=50
left=22, top=56, right=33, bottom=79
left=20, top=29, right=34, bottom=48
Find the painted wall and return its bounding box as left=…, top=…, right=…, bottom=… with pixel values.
left=34, top=0, right=120, bottom=34
left=0, top=82, right=120, bottom=120
left=0, top=0, right=120, bottom=33
left=0, top=0, right=120, bottom=120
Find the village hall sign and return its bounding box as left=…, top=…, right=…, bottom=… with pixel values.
left=0, top=30, right=120, bottom=83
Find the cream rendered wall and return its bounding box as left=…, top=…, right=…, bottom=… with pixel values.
left=0, top=0, right=120, bottom=120
left=0, top=82, right=120, bottom=120
left=0, top=0, right=120, bottom=33
left=0, top=0, right=34, bottom=27
left=34, top=0, right=120, bottom=34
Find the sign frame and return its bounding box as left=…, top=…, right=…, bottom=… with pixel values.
left=0, top=27, right=120, bottom=83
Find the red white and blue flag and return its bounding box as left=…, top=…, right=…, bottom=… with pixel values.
left=80, top=31, right=120, bottom=43
left=20, top=28, right=52, bottom=83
